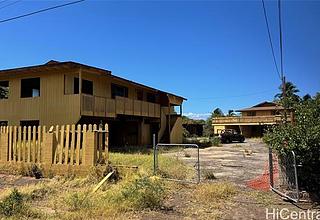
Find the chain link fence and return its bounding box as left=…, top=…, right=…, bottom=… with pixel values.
left=269, top=147, right=300, bottom=202
left=153, top=140, right=200, bottom=184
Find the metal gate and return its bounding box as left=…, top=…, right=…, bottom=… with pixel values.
left=269, top=147, right=300, bottom=202
left=153, top=136, right=200, bottom=184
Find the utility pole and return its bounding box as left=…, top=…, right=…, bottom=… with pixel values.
left=278, top=0, right=287, bottom=124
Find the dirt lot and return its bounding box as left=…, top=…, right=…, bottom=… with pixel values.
left=0, top=139, right=318, bottom=219
left=181, top=138, right=269, bottom=184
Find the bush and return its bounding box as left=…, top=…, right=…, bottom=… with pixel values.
left=0, top=189, right=24, bottom=216
left=194, top=182, right=237, bottom=203
left=211, top=137, right=221, bottom=146
left=264, top=94, right=320, bottom=192
left=19, top=163, right=43, bottom=179
left=202, top=170, right=217, bottom=180
left=120, top=176, right=165, bottom=209
left=65, top=192, right=91, bottom=211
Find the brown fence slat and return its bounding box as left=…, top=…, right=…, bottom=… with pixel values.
left=65, top=125, right=70, bottom=164
left=18, top=126, right=21, bottom=161
left=32, top=126, right=36, bottom=163
left=13, top=126, right=17, bottom=162
left=59, top=125, right=65, bottom=164
left=37, top=126, right=41, bottom=163
left=70, top=124, right=75, bottom=165
left=27, top=126, right=31, bottom=163
left=76, top=124, right=81, bottom=165
left=22, top=126, right=26, bottom=162
left=54, top=125, right=59, bottom=164
left=8, top=126, right=12, bottom=162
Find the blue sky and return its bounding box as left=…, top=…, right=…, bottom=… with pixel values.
left=0, top=0, right=319, bottom=119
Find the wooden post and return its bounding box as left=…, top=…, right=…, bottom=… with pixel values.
left=168, top=102, right=171, bottom=143
left=0, top=127, right=9, bottom=162
left=104, top=124, right=109, bottom=163
left=83, top=130, right=97, bottom=166
left=42, top=131, right=54, bottom=165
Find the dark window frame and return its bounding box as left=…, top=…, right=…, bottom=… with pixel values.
left=74, top=78, right=94, bottom=95
left=111, top=83, right=128, bottom=99
left=21, top=78, right=40, bottom=98
left=147, top=93, right=157, bottom=103
left=0, top=81, right=9, bottom=99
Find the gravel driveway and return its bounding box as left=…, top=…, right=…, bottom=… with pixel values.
left=166, top=139, right=269, bottom=185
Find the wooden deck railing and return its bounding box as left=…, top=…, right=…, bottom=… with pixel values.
left=81, top=94, right=161, bottom=118
left=212, top=115, right=285, bottom=124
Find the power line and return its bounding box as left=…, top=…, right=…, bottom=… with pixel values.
left=261, top=0, right=281, bottom=80
left=189, top=90, right=275, bottom=101
left=0, top=0, right=21, bottom=10
left=278, top=0, right=284, bottom=80
left=0, top=0, right=85, bottom=24
left=0, top=0, right=9, bottom=5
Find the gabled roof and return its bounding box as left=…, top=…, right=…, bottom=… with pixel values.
left=236, top=101, right=284, bottom=112
left=0, top=60, right=186, bottom=101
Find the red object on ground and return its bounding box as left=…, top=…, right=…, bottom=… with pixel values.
left=246, top=155, right=279, bottom=191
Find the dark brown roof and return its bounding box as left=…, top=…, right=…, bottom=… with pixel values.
left=0, top=60, right=186, bottom=100
left=236, top=101, right=284, bottom=112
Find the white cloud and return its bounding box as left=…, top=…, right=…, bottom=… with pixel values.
left=183, top=112, right=211, bottom=120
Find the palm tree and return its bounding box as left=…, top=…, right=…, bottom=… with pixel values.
left=212, top=108, right=224, bottom=117
left=275, top=81, right=300, bottom=102
left=302, top=94, right=312, bottom=102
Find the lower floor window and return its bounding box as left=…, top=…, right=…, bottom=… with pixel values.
left=20, top=120, right=40, bottom=127
left=0, top=121, right=8, bottom=126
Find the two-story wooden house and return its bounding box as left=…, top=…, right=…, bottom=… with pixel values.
left=212, top=102, right=288, bottom=137
left=0, top=60, right=185, bottom=146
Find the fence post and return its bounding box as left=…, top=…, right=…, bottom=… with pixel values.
left=0, top=128, right=9, bottom=162
left=42, top=132, right=54, bottom=165
left=269, top=147, right=274, bottom=188
left=83, top=130, right=97, bottom=166
left=153, top=134, right=157, bottom=175
left=104, top=124, right=109, bottom=163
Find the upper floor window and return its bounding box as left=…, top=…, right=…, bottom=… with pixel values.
left=74, top=78, right=93, bottom=95
left=247, top=111, right=256, bottom=116
left=0, top=81, right=9, bottom=99
left=111, top=84, right=128, bottom=99
left=21, top=78, right=40, bottom=98
left=136, top=89, right=143, bottom=101
left=147, top=93, right=156, bottom=103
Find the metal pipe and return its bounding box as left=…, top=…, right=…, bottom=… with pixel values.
left=292, top=151, right=300, bottom=202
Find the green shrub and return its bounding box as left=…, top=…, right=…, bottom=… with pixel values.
left=65, top=192, right=91, bottom=211
left=120, top=176, right=165, bottom=209
left=211, top=137, right=221, bottom=146
left=202, top=170, right=217, bottom=180
left=264, top=94, right=320, bottom=192
left=0, top=189, right=24, bottom=216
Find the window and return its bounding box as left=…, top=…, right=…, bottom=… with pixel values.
left=21, top=78, right=40, bottom=98
left=247, top=111, right=256, bottom=116
left=136, top=89, right=143, bottom=101
left=111, top=84, right=128, bottom=99
left=147, top=93, right=156, bottom=103
left=0, top=121, right=8, bottom=126
left=0, top=81, right=9, bottom=99
left=82, top=79, right=93, bottom=95
left=20, top=120, right=39, bottom=127
left=74, top=78, right=94, bottom=95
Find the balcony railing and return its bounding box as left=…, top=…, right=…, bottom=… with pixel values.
left=81, top=94, right=160, bottom=118
left=212, top=115, right=286, bottom=125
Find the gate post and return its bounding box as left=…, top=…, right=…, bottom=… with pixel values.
left=0, top=128, right=9, bottom=162
left=83, top=131, right=97, bottom=166
left=42, top=132, right=54, bottom=165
